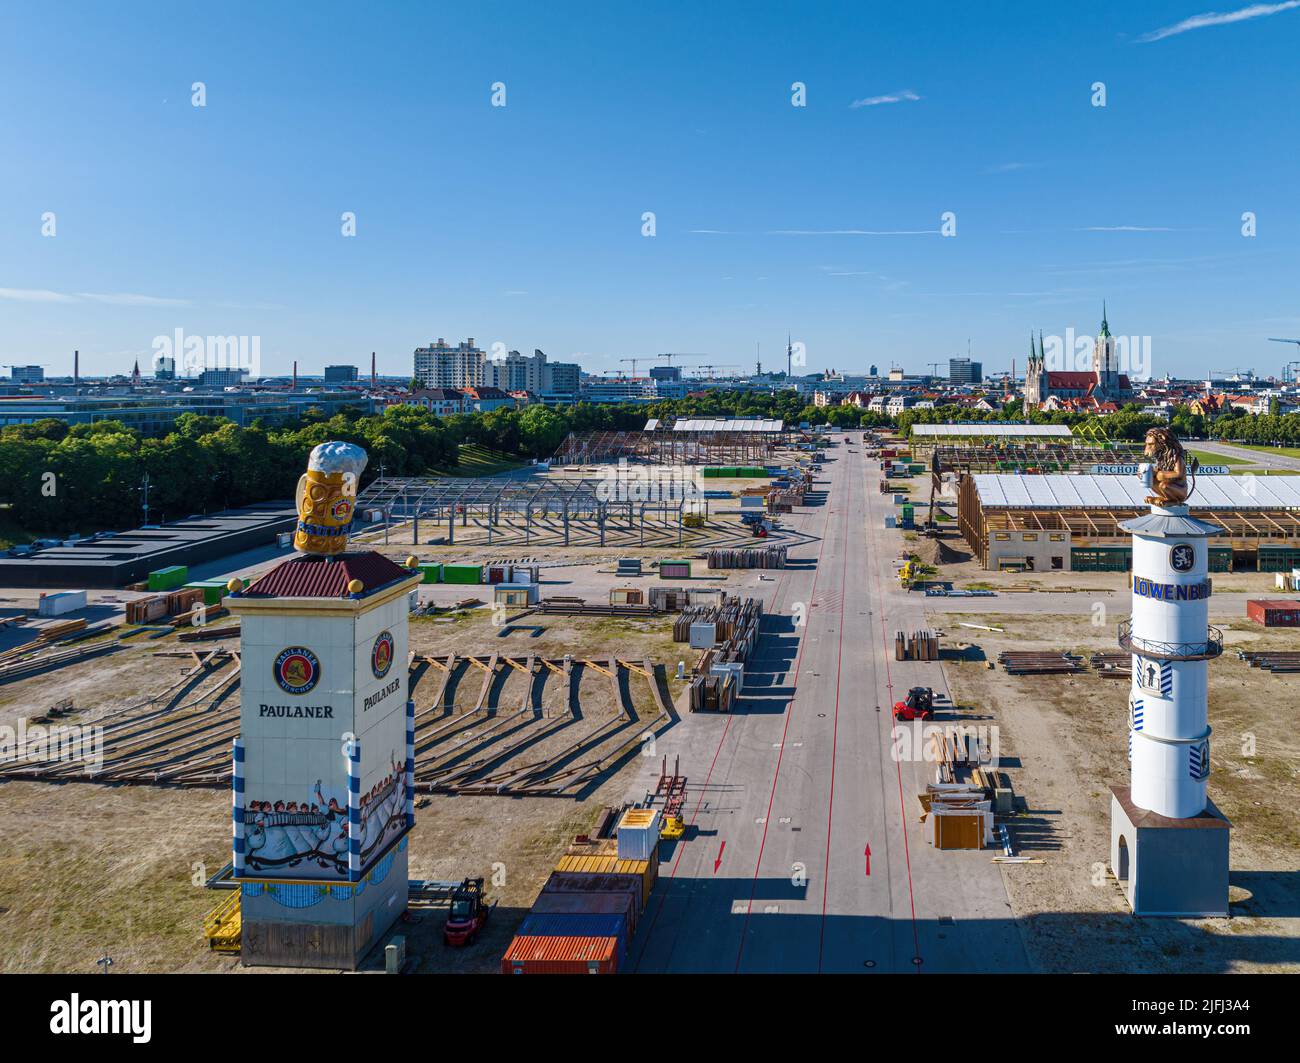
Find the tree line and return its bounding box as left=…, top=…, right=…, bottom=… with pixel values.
left=4, top=390, right=1298, bottom=539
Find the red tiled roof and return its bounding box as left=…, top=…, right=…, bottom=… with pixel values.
left=241, top=551, right=412, bottom=599
left=1045, top=371, right=1096, bottom=389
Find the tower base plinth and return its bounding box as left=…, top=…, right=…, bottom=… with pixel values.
left=1109, top=786, right=1230, bottom=917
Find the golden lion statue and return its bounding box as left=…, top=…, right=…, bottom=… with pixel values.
left=1142, top=427, right=1195, bottom=507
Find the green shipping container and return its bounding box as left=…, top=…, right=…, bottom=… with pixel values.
left=1209, top=547, right=1233, bottom=573
left=442, top=564, right=482, bottom=585
left=660, top=560, right=691, bottom=579
left=419, top=563, right=442, bottom=584
left=148, top=565, right=189, bottom=591
left=184, top=582, right=226, bottom=606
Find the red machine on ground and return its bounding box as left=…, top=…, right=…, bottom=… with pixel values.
left=443, top=877, right=490, bottom=946
left=892, top=686, right=934, bottom=721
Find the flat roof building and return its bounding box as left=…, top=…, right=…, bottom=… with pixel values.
left=958, top=472, right=1300, bottom=572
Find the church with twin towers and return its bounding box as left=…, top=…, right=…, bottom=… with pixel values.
left=1024, top=305, right=1135, bottom=412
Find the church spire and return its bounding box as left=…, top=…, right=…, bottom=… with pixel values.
left=1100, top=301, right=1110, bottom=338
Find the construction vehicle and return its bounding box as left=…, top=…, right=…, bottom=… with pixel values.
left=443, top=877, right=491, bottom=946
left=892, top=686, right=934, bottom=721
left=898, top=559, right=916, bottom=587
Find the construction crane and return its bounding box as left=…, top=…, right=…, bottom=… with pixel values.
left=657, top=353, right=706, bottom=366
left=619, top=357, right=642, bottom=379
left=692, top=364, right=742, bottom=381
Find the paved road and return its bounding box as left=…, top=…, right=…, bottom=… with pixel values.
left=1190, top=440, right=1300, bottom=471
left=626, top=433, right=1029, bottom=973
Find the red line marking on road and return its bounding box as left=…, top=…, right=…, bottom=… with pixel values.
left=733, top=463, right=842, bottom=973
left=865, top=447, right=922, bottom=970
left=713, top=840, right=726, bottom=873
left=816, top=446, right=854, bottom=972
left=629, top=503, right=816, bottom=972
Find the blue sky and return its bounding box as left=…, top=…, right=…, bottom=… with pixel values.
left=2, top=0, right=1299, bottom=380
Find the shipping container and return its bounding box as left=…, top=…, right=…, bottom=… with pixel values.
left=419, top=563, right=442, bottom=584
left=148, top=565, right=189, bottom=592
left=501, top=932, right=620, bottom=975
left=37, top=590, right=87, bottom=617
left=553, top=854, right=656, bottom=907
left=1246, top=599, right=1300, bottom=627
left=183, top=582, right=226, bottom=606
left=517, top=911, right=629, bottom=961
left=540, top=872, right=641, bottom=917
left=441, top=564, right=483, bottom=585
left=528, top=885, right=638, bottom=936
left=659, top=560, right=691, bottom=580
left=616, top=808, right=661, bottom=861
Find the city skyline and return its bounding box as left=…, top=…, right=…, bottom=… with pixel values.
left=4, top=2, right=1300, bottom=379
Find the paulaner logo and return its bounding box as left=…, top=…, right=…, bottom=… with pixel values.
left=50, top=994, right=151, bottom=1043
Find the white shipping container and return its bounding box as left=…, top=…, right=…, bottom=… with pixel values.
left=38, top=590, right=87, bottom=617
left=616, top=808, right=661, bottom=861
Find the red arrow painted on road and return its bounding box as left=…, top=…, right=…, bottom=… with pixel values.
left=865, top=843, right=872, bottom=876
left=714, top=840, right=726, bottom=873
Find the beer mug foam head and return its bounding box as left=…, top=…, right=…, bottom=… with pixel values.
left=294, top=441, right=369, bottom=556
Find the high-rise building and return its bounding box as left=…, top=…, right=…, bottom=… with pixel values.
left=324, top=364, right=359, bottom=383
left=948, top=358, right=982, bottom=384
left=542, top=361, right=580, bottom=401
left=9, top=365, right=45, bottom=383
left=413, top=338, right=485, bottom=389
left=154, top=356, right=176, bottom=380
left=485, top=348, right=547, bottom=393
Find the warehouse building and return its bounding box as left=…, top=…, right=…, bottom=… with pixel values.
left=0, top=503, right=296, bottom=587
left=958, top=473, right=1300, bottom=572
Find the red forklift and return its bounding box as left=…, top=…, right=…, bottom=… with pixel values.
left=443, top=878, right=491, bottom=946
left=892, top=686, right=935, bottom=721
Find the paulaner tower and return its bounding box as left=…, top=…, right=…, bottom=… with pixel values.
left=226, top=441, right=421, bottom=968
left=1110, top=429, right=1231, bottom=917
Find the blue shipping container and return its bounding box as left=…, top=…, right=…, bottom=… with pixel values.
left=517, top=912, right=629, bottom=965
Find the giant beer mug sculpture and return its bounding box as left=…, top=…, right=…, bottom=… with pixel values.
left=293, top=441, right=369, bottom=556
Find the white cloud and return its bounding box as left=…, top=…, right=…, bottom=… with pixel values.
left=767, top=228, right=938, bottom=236
left=849, top=89, right=921, bottom=108
left=0, top=287, right=78, bottom=302
left=76, top=291, right=192, bottom=307
left=0, top=287, right=191, bottom=306
left=1137, top=1, right=1300, bottom=43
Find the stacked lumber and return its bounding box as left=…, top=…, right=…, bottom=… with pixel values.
left=1240, top=650, right=1300, bottom=674
left=997, top=651, right=1084, bottom=675
left=894, top=628, right=939, bottom=661
left=688, top=672, right=737, bottom=713
left=1090, top=652, right=1131, bottom=677
left=178, top=624, right=240, bottom=642
left=35, top=618, right=87, bottom=642
left=706, top=545, right=787, bottom=570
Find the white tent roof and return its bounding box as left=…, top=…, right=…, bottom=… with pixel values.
left=911, top=423, right=1074, bottom=438
left=671, top=418, right=784, bottom=433
left=971, top=473, right=1300, bottom=510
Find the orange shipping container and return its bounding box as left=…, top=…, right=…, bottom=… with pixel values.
left=501, top=933, right=620, bottom=974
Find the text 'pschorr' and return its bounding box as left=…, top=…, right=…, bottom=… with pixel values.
left=50, top=994, right=151, bottom=1043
